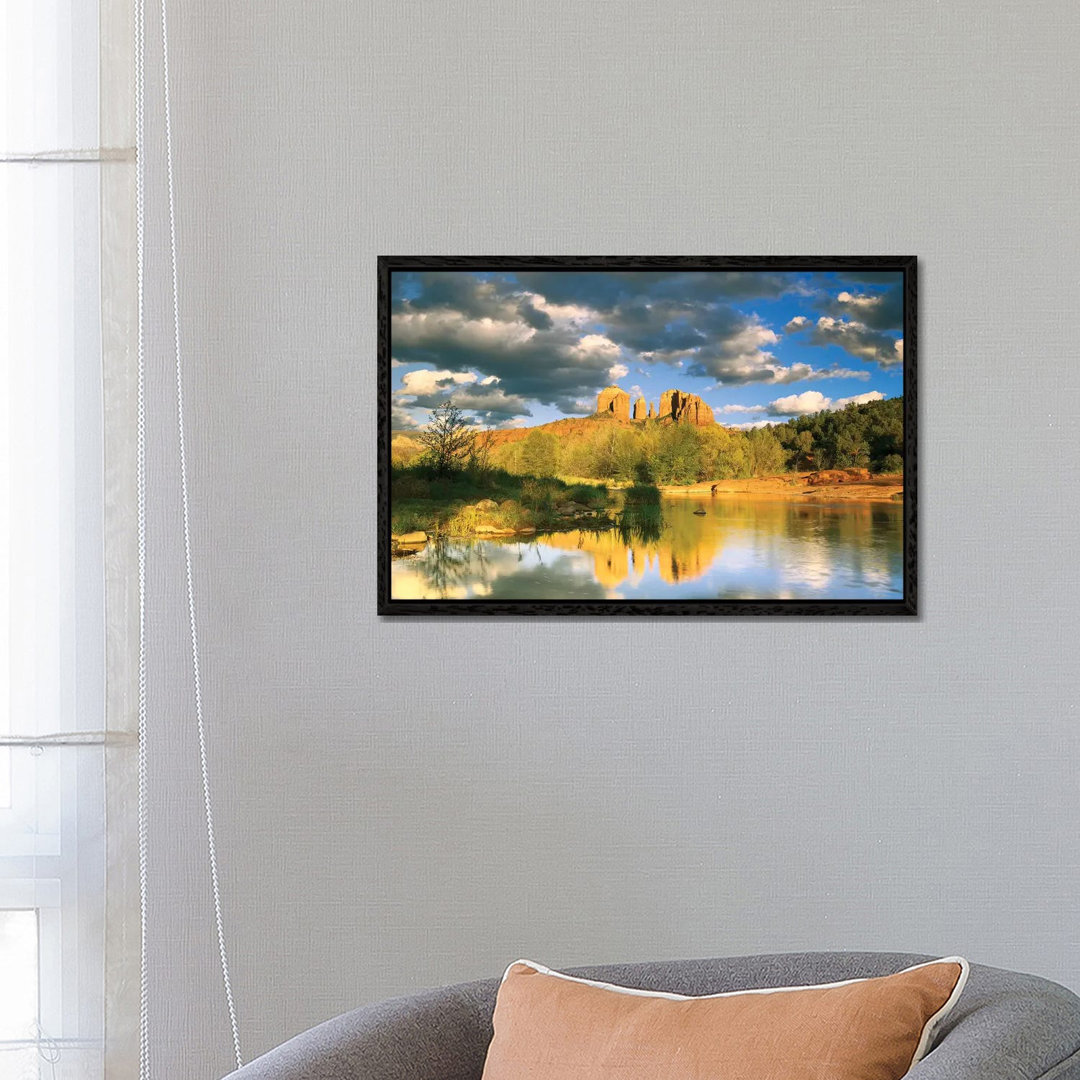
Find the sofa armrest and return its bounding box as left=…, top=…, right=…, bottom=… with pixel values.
left=909, top=967, right=1080, bottom=1080
left=221, top=980, right=496, bottom=1080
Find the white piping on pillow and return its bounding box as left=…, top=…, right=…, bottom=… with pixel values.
left=502, top=956, right=970, bottom=1069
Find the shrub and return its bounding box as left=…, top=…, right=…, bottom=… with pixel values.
left=519, top=477, right=560, bottom=513
left=392, top=472, right=432, bottom=500
left=566, top=483, right=608, bottom=508
left=390, top=509, right=429, bottom=534
left=442, top=504, right=482, bottom=536
left=623, top=483, right=661, bottom=506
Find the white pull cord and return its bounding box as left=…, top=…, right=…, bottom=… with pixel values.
left=134, top=0, right=151, bottom=1074
left=159, top=0, right=244, bottom=1064
left=135, top=0, right=244, bottom=1070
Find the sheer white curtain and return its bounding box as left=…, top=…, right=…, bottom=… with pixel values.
left=1, top=2, right=137, bottom=1078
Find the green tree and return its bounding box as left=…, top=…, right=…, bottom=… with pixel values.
left=789, top=429, right=814, bottom=472
left=865, top=402, right=903, bottom=472
left=832, top=428, right=870, bottom=468
left=609, top=427, right=644, bottom=482
left=416, top=400, right=476, bottom=475
left=745, top=427, right=787, bottom=475
left=652, top=424, right=702, bottom=484
left=465, top=430, right=495, bottom=475
left=519, top=429, right=560, bottom=477
left=699, top=425, right=750, bottom=479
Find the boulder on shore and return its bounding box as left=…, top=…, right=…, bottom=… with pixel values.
left=475, top=498, right=499, bottom=510
left=391, top=531, right=428, bottom=557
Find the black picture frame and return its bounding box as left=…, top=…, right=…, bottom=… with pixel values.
left=378, top=255, right=916, bottom=617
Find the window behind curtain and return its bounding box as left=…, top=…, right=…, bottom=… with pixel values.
left=2, top=2, right=117, bottom=1077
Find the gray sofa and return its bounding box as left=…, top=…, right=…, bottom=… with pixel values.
left=224, top=952, right=1080, bottom=1079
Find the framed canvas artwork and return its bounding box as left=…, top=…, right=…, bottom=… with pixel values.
left=378, top=256, right=916, bottom=616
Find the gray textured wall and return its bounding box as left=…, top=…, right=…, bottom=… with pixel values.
left=139, top=2, right=1080, bottom=1076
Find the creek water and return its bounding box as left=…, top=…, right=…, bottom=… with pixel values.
left=390, top=494, right=903, bottom=602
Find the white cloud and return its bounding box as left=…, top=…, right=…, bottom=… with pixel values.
left=769, top=390, right=833, bottom=416
left=765, top=388, right=886, bottom=417
left=480, top=374, right=500, bottom=385
left=786, top=309, right=902, bottom=367
left=397, top=368, right=477, bottom=395
left=401, top=369, right=477, bottom=396
left=821, top=367, right=871, bottom=381
left=833, top=390, right=885, bottom=410
left=392, top=310, right=538, bottom=352
left=567, top=333, right=619, bottom=359
left=720, top=403, right=767, bottom=414
left=728, top=321, right=781, bottom=352
left=825, top=283, right=903, bottom=330
left=836, top=291, right=884, bottom=316
left=607, top=361, right=630, bottom=379
left=521, top=291, right=594, bottom=325
left=727, top=419, right=780, bottom=430
left=809, top=316, right=902, bottom=366
left=426, top=385, right=531, bottom=419
left=391, top=405, right=421, bottom=429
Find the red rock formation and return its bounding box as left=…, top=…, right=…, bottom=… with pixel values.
left=648, top=402, right=654, bottom=419
left=633, top=397, right=647, bottom=420
left=687, top=396, right=715, bottom=426
left=596, top=386, right=631, bottom=420
left=657, top=389, right=715, bottom=426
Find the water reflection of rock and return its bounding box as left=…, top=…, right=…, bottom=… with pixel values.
left=543, top=515, right=724, bottom=587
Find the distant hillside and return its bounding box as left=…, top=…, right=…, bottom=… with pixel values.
left=393, top=407, right=705, bottom=459
left=483, top=412, right=629, bottom=448
left=392, top=395, right=904, bottom=485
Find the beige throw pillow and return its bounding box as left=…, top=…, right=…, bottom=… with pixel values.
left=481, top=956, right=968, bottom=1080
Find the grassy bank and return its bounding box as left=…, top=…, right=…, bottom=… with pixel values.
left=391, top=465, right=613, bottom=539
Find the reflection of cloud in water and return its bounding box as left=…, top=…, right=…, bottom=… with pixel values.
left=392, top=538, right=607, bottom=601
left=389, top=498, right=903, bottom=601
left=484, top=557, right=608, bottom=601
left=712, top=500, right=901, bottom=598
left=391, top=540, right=531, bottom=600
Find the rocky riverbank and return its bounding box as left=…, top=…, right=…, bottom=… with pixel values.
left=663, top=471, right=904, bottom=503
left=391, top=496, right=613, bottom=557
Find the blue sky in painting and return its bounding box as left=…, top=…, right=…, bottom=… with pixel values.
left=389, top=269, right=903, bottom=430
